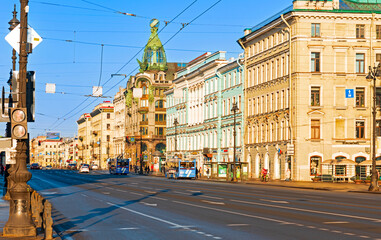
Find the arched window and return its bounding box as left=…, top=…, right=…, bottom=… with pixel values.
left=155, top=100, right=164, bottom=109
left=355, top=156, right=366, bottom=164
left=310, top=156, right=321, bottom=176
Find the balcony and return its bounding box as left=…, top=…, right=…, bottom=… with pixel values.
left=138, top=107, right=149, bottom=113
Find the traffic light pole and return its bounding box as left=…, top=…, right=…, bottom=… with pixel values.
left=4, top=0, right=36, bottom=237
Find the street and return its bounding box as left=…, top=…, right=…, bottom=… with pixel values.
left=28, top=170, right=381, bottom=240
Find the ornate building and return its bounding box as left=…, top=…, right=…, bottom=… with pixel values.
left=113, top=87, right=126, bottom=158
left=125, top=19, right=184, bottom=168
left=166, top=52, right=245, bottom=178
left=239, top=0, right=381, bottom=181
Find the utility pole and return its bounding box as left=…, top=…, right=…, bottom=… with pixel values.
left=4, top=0, right=37, bottom=237
left=140, top=129, right=143, bottom=175
left=173, top=118, right=179, bottom=153
left=231, top=102, right=239, bottom=182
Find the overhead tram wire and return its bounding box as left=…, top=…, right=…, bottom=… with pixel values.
left=41, top=37, right=242, bottom=54
left=48, top=0, right=199, bottom=130
left=52, top=0, right=223, bottom=130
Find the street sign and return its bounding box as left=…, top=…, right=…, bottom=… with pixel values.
left=5, top=24, right=42, bottom=54
left=130, top=137, right=135, bottom=143
left=345, top=89, right=354, bottom=98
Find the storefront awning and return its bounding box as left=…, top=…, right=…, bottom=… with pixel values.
left=358, top=160, right=381, bottom=166
left=322, top=159, right=356, bottom=165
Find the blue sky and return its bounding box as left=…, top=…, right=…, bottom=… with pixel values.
left=0, top=0, right=291, bottom=138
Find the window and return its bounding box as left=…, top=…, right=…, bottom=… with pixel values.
left=311, top=23, right=320, bottom=37
left=142, top=114, right=148, bottom=121
left=335, top=119, right=345, bottom=139
left=356, top=120, right=365, bottom=139
left=310, top=156, right=321, bottom=176
left=141, top=99, right=148, bottom=107
left=107, top=135, right=110, bottom=142
left=335, top=165, right=347, bottom=176
left=356, top=24, right=365, bottom=39
left=311, top=52, right=320, bottom=72
left=377, top=25, right=381, bottom=39
left=311, top=86, right=320, bottom=106
left=377, top=120, right=381, bottom=137
left=356, top=87, right=365, bottom=107
left=155, top=100, right=164, bottom=108
left=106, top=124, right=110, bottom=130
left=107, top=113, right=110, bottom=119
left=155, top=114, right=166, bottom=122
left=140, top=127, right=148, bottom=135
left=356, top=53, right=365, bottom=73
left=377, top=87, right=381, bottom=107
left=155, top=127, right=165, bottom=136
left=311, top=119, right=320, bottom=139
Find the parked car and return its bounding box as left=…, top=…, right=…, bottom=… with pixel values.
left=45, top=165, right=53, bottom=170
left=30, top=163, right=41, bottom=170
left=68, top=163, right=77, bottom=170
left=79, top=164, right=90, bottom=173
left=90, top=164, right=99, bottom=170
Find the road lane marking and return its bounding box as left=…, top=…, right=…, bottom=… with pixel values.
left=129, top=192, right=144, bottom=196
left=118, top=228, right=139, bottom=230
left=359, top=236, right=370, bottom=238
left=106, top=202, right=221, bottom=239
left=174, top=191, right=190, bottom=195
left=324, top=221, right=349, bottom=224
left=151, top=196, right=168, bottom=201
left=188, top=190, right=201, bottom=193
left=81, top=194, right=88, bottom=197
left=230, top=199, right=381, bottom=222
left=103, top=192, right=110, bottom=195
left=260, top=199, right=289, bottom=204
left=201, top=200, right=225, bottom=205
left=227, top=224, right=249, bottom=227
left=145, top=191, right=157, bottom=194
left=141, top=202, right=157, bottom=207
left=201, top=195, right=224, bottom=200
left=344, top=233, right=355, bottom=236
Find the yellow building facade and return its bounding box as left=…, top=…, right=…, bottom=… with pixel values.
left=239, top=0, right=381, bottom=181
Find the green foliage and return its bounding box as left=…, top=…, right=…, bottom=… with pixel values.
left=125, top=90, right=133, bottom=107
left=149, top=85, right=155, bottom=103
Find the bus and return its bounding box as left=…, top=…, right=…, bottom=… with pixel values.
left=165, top=158, right=196, bottom=179
left=108, top=158, right=130, bottom=175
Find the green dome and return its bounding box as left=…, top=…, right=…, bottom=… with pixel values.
left=137, top=19, right=168, bottom=73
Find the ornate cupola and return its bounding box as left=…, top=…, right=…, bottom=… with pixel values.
left=137, top=19, right=168, bottom=73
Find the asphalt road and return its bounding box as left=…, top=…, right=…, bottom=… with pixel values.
left=28, top=169, right=381, bottom=240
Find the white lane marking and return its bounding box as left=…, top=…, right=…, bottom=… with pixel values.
left=307, top=226, right=316, bottom=229
left=231, top=199, right=381, bottom=222
left=260, top=199, right=289, bottom=204
left=151, top=196, right=168, bottom=201
left=359, top=236, right=370, bottom=238
left=201, top=200, right=225, bottom=205
left=141, top=202, right=157, bottom=207
left=106, top=202, right=190, bottom=228
left=324, top=221, right=349, bottom=224
left=129, top=192, right=144, bottom=196
left=201, top=195, right=224, bottom=200
left=118, top=228, right=139, bottom=230
left=145, top=191, right=157, bottom=194
left=227, top=224, right=249, bottom=227
left=172, top=200, right=292, bottom=225
left=319, top=228, right=329, bottom=231
left=39, top=191, right=57, bottom=195
left=213, top=237, right=222, bottom=239
left=344, top=233, right=355, bottom=236
left=170, top=225, right=195, bottom=229
left=197, top=232, right=205, bottom=234
left=66, top=229, right=89, bottom=232
left=188, top=190, right=201, bottom=193
left=81, top=194, right=88, bottom=197
left=331, top=230, right=342, bottom=234
left=174, top=191, right=190, bottom=195
left=103, top=192, right=110, bottom=195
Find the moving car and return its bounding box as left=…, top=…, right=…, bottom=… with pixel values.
left=46, top=165, right=53, bottom=170
left=67, top=163, right=77, bottom=170
left=30, top=163, right=41, bottom=170
left=90, top=164, right=98, bottom=170
left=79, top=164, right=90, bottom=173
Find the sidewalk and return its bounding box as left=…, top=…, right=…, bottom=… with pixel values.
left=0, top=176, right=61, bottom=240
left=151, top=172, right=380, bottom=194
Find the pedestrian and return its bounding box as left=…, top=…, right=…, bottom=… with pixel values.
left=195, top=167, right=198, bottom=179
left=206, top=168, right=210, bottom=179
left=199, top=167, right=202, bottom=178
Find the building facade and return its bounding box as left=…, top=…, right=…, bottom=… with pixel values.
left=77, top=113, right=92, bottom=165
left=113, top=87, right=126, bottom=158
left=239, top=0, right=381, bottom=181
left=166, top=51, right=245, bottom=178
left=125, top=19, right=184, bottom=168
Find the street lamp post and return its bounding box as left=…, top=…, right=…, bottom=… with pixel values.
left=231, top=102, right=239, bottom=182
left=139, top=128, right=143, bottom=175
left=173, top=118, right=179, bottom=153
left=366, top=64, right=380, bottom=192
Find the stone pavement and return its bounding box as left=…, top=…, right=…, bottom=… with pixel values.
left=0, top=176, right=61, bottom=240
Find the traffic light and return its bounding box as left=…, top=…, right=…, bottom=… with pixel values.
left=10, top=107, right=28, bottom=139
